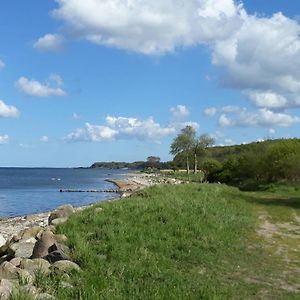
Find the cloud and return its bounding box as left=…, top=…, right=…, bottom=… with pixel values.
left=269, top=128, right=276, bottom=135
left=204, top=107, right=217, bottom=117
left=244, top=91, right=288, bottom=109
left=47, top=0, right=300, bottom=112
left=66, top=115, right=176, bottom=143
left=51, top=0, right=243, bottom=55
left=0, top=60, right=5, bottom=70
left=212, top=11, right=300, bottom=109
left=48, top=73, right=64, bottom=87
left=204, top=105, right=242, bottom=116
left=72, top=112, right=81, bottom=120
left=16, top=76, right=67, bottom=97
left=33, top=34, right=65, bottom=52
left=0, top=100, right=20, bottom=118
left=219, top=108, right=300, bottom=128
left=40, top=136, right=49, bottom=143
left=0, top=135, right=9, bottom=145
left=221, top=105, right=242, bottom=113
left=170, top=105, right=189, bottom=119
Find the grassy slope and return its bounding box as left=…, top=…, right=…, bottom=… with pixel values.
left=42, top=183, right=299, bottom=299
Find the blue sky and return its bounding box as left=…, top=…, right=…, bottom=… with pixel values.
left=0, top=0, right=300, bottom=167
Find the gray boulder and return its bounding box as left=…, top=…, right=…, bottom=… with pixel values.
left=51, top=260, right=80, bottom=273
left=18, top=226, right=43, bottom=240
left=20, top=258, right=50, bottom=275
left=36, top=293, right=55, bottom=299
left=9, top=257, right=21, bottom=267
left=31, top=231, right=56, bottom=259
left=8, top=238, right=36, bottom=259
left=48, top=205, right=74, bottom=225
left=0, top=262, right=32, bottom=283
left=0, top=278, right=14, bottom=300
left=0, top=235, right=6, bottom=248
left=51, top=217, right=68, bottom=226
left=54, top=234, right=68, bottom=243
left=44, top=243, right=71, bottom=263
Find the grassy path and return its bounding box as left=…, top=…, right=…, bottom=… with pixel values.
left=26, top=184, right=300, bottom=299
left=245, top=188, right=300, bottom=297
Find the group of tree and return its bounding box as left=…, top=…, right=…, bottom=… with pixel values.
left=170, top=127, right=300, bottom=188
left=170, top=126, right=214, bottom=174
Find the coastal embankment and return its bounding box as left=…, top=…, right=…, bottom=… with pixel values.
left=0, top=172, right=184, bottom=298
left=0, top=173, right=181, bottom=245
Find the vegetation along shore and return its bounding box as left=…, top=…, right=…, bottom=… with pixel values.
left=0, top=133, right=300, bottom=299
left=0, top=168, right=299, bottom=298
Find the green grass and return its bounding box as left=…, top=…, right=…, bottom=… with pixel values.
left=14, top=183, right=297, bottom=299
left=163, top=172, right=205, bottom=183
left=38, top=183, right=298, bottom=299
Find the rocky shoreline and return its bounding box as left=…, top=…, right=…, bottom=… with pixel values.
left=0, top=204, right=81, bottom=299
left=0, top=172, right=183, bottom=298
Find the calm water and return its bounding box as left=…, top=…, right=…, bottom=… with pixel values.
left=0, top=168, right=128, bottom=217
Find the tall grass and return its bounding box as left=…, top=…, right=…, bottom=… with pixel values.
left=52, top=184, right=262, bottom=299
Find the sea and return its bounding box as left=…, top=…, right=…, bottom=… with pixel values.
left=0, top=168, right=128, bottom=218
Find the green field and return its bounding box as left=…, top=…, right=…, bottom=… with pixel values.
left=15, top=183, right=300, bottom=299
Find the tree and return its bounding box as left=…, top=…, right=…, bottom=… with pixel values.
left=193, top=134, right=214, bottom=173
left=146, top=156, right=161, bottom=168
left=170, top=126, right=195, bottom=174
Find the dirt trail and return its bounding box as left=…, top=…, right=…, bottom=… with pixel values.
left=255, top=208, right=300, bottom=293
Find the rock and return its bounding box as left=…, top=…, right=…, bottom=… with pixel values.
left=0, top=262, right=18, bottom=280
left=8, top=240, right=36, bottom=258
left=17, top=269, right=33, bottom=284
left=9, top=235, right=21, bottom=244
left=51, top=260, right=80, bottom=273
left=48, top=205, right=75, bottom=225
left=19, top=226, right=43, bottom=240
left=51, top=217, right=68, bottom=226
left=19, top=284, right=37, bottom=297
left=0, top=262, right=33, bottom=284
left=44, top=243, right=71, bottom=263
left=31, top=231, right=56, bottom=259
left=54, top=234, right=68, bottom=243
left=60, top=281, right=73, bottom=289
left=0, top=279, right=14, bottom=300
left=0, top=235, right=6, bottom=248
left=0, top=244, right=8, bottom=257
left=0, top=262, right=19, bottom=280
left=0, top=254, right=14, bottom=265
left=49, top=243, right=70, bottom=256
left=44, top=250, right=70, bottom=264
left=9, top=257, right=21, bottom=267
left=20, top=258, right=51, bottom=275
left=36, top=293, right=56, bottom=300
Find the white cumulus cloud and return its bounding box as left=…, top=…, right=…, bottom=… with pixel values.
left=0, top=135, right=9, bottom=145
left=16, top=76, right=67, bottom=97
left=245, top=91, right=288, bottom=109
left=0, top=100, right=20, bottom=118
left=204, top=107, right=217, bottom=117
left=44, top=0, right=300, bottom=113
left=66, top=115, right=176, bottom=143
left=170, top=105, right=189, bottom=119
left=34, top=34, right=65, bottom=52
left=219, top=108, right=300, bottom=128
left=40, top=136, right=49, bottom=143
left=50, top=0, right=244, bottom=55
